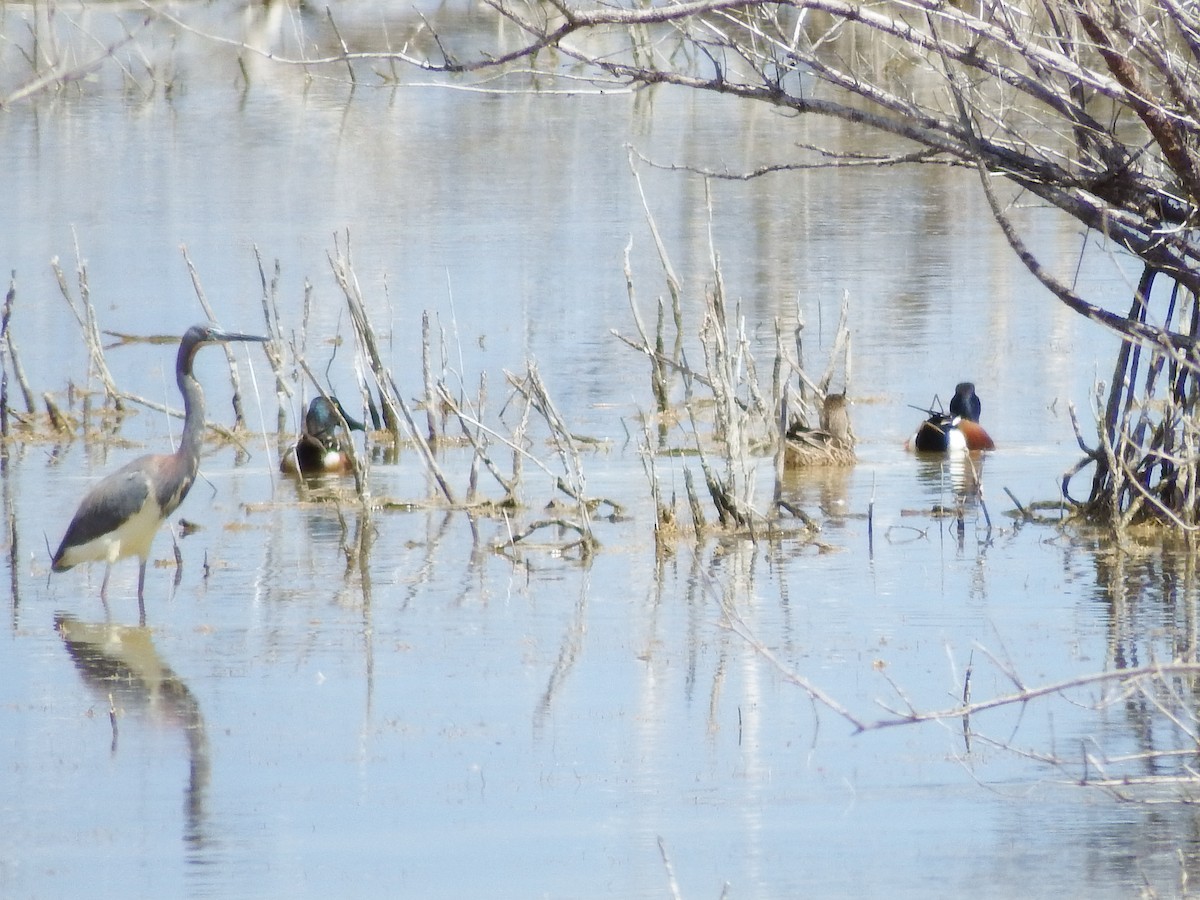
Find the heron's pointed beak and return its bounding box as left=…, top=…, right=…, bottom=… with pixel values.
left=214, top=331, right=270, bottom=344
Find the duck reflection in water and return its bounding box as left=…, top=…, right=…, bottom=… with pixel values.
left=914, top=446, right=986, bottom=501
left=908, top=382, right=995, bottom=453
left=55, top=612, right=211, bottom=853
left=280, top=396, right=366, bottom=476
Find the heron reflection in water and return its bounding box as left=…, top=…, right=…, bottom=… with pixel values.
left=55, top=613, right=211, bottom=853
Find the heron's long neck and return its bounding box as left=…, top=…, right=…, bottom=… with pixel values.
left=178, top=371, right=206, bottom=470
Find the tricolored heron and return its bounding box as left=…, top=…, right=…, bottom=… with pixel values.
left=908, top=381, right=995, bottom=452
left=280, top=396, right=365, bottom=475
left=51, top=324, right=269, bottom=610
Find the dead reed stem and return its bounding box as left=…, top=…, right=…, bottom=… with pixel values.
left=421, top=310, right=439, bottom=444
left=637, top=416, right=677, bottom=545
left=623, top=239, right=670, bottom=443
left=772, top=323, right=787, bottom=507
left=52, top=235, right=122, bottom=411
left=0, top=286, right=6, bottom=440
left=466, top=374, right=486, bottom=504
left=506, top=365, right=591, bottom=524
left=435, top=379, right=517, bottom=504
left=251, top=246, right=293, bottom=435
left=181, top=244, right=252, bottom=429
left=683, top=466, right=706, bottom=533
left=328, top=232, right=457, bottom=505
left=2, top=274, right=36, bottom=424
left=697, top=227, right=758, bottom=530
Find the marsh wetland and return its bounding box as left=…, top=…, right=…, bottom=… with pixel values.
left=2, top=2, right=1200, bottom=897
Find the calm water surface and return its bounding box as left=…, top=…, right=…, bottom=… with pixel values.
left=1, top=4, right=1194, bottom=898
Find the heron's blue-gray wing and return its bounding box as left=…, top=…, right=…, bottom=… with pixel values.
left=153, top=452, right=198, bottom=518
left=54, top=460, right=154, bottom=561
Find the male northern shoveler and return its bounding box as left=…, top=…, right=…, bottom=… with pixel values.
left=281, top=396, right=366, bottom=475
left=784, top=393, right=856, bottom=467
left=909, top=382, right=994, bottom=452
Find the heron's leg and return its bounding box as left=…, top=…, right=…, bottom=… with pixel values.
left=100, top=564, right=112, bottom=600
left=169, top=523, right=183, bottom=591
left=137, top=559, right=147, bottom=626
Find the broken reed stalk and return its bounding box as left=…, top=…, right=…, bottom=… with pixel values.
left=868, top=472, right=876, bottom=556
left=2, top=442, right=17, bottom=609
left=180, top=244, right=251, bottom=429
left=737, top=303, right=769, bottom=423
left=328, top=236, right=402, bottom=445
left=43, top=392, right=71, bottom=433
left=466, top=373, right=487, bottom=504
left=610, top=330, right=715, bottom=390
left=328, top=232, right=456, bottom=505
left=779, top=294, right=852, bottom=438
left=637, top=415, right=676, bottom=543
left=629, top=150, right=684, bottom=337
left=817, top=292, right=853, bottom=396
left=623, top=239, right=670, bottom=443
left=2, top=274, right=36, bottom=425
left=628, top=149, right=691, bottom=447
left=508, top=365, right=590, bottom=520
left=772, top=323, right=787, bottom=509
left=384, top=365, right=457, bottom=504
left=325, top=7, right=357, bottom=84
left=510, top=386, right=531, bottom=506
left=683, top=379, right=751, bottom=532
left=507, top=366, right=613, bottom=535
left=435, top=378, right=517, bottom=504
left=437, top=315, right=451, bottom=437
left=421, top=311, right=439, bottom=445
left=52, top=242, right=122, bottom=411
left=0, top=282, right=7, bottom=440
left=301, top=278, right=313, bottom=361
left=625, top=174, right=807, bottom=534
left=108, top=692, right=119, bottom=752
left=251, top=245, right=293, bottom=435
left=681, top=466, right=706, bottom=533
left=697, top=276, right=758, bottom=529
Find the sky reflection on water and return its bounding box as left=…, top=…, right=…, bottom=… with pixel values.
left=2, top=6, right=1198, bottom=898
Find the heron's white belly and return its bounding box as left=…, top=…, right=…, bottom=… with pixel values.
left=58, top=500, right=164, bottom=568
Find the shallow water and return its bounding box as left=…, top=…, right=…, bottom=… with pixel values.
left=2, top=3, right=1197, bottom=898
